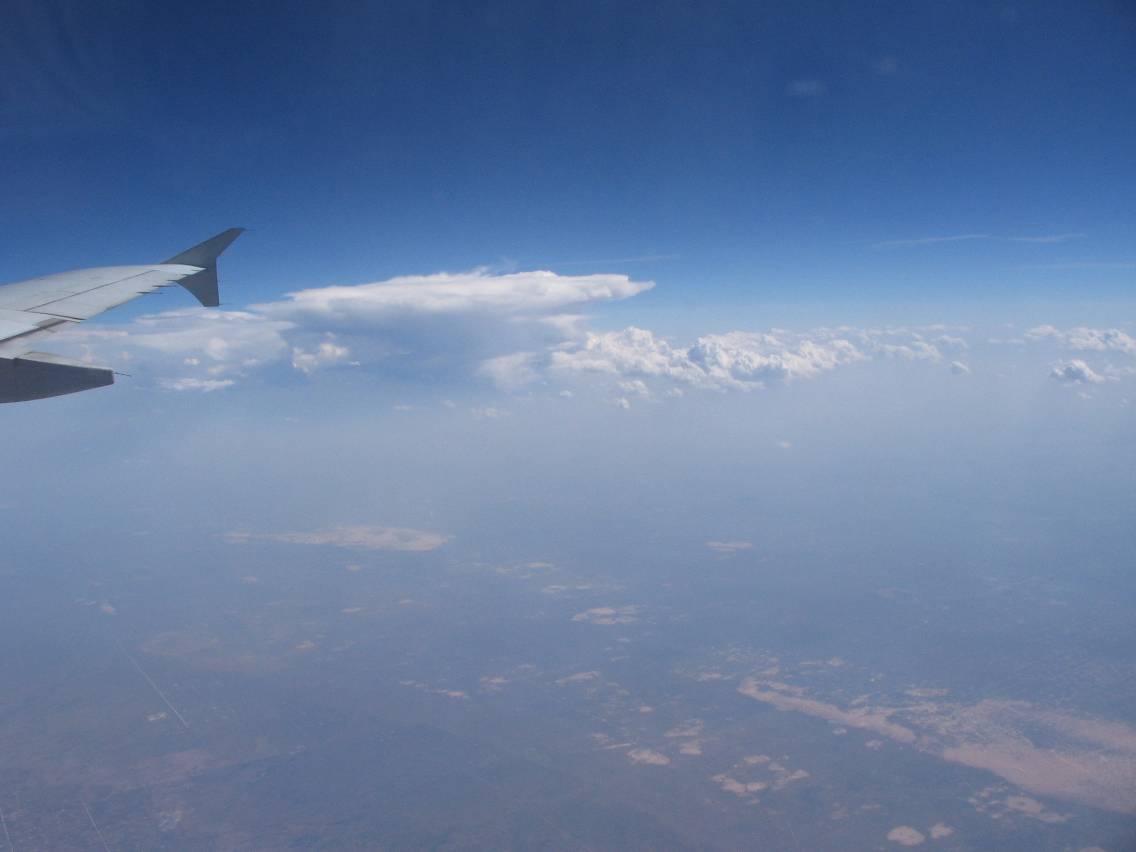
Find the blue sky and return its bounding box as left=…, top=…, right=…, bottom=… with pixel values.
left=1, top=0, right=1133, bottom=321
left=0, top=2, right=1133, bottom=408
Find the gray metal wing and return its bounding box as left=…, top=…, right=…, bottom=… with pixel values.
left=0, top=228, right=244, bottom=402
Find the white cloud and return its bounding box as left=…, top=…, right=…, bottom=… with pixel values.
left=551, top=326, right=867, bottom=391
left=551, top=327, right=704, bottom=383
left=1050, top=359, right=1105, bottom=384
left=550, top=325, right=959, bottom=393
left=57, top=309, right=293, bottom=380
left=478, top=351, right=540, bottom=389
left=45, top=262, right=991, bottom=401
left=950, top=361, right=971, bottom=375
left=1027, top=325, right=1136, bottom=355
left=256, top=269, right=652, bottom=321
left=619, top=379, right=650, bottom=397
left=158, top=378, right=236, bottom=392
left=689, top=330, right=867, bottom=382
left=46, top=269, right=653, bottom=393
left=292, top=339, right=352, bottom=374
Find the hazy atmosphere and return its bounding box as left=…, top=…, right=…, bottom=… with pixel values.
left=1, top=1, right=1134, bottom=849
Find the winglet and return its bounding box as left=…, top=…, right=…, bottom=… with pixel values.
left=163, top=228, right=245, bottom=307
left=164, top=228, right=245, bottom=267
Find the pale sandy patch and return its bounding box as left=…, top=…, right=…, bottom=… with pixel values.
left=628, top=748, right=670, bottom=766
left=886, top=826, right=925, bottom=846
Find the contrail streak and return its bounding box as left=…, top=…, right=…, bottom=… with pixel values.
left=81, top=802, right=110, bottom=852
left=118, top=642, right=190, bottom=729
left=0, top=803, right=14, bottom=851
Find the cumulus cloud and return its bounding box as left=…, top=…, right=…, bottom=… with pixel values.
left=1013, top=325, right=1136, bottom=383
left=1050, top=359, right=1105, bottom=384
left=46, top=269, right=652, bottom=392
left=45, top=260, right=984, bottom=401
left=291, top=339, right=352, bottom=374
left=1027, top=325, right=1136, bottom=355
left=689, top=330, right=867, bottom=381
left=551, top=327, right=703, bottom=383
left=225, top=525, right=448, bottom=552
left=548, top=325, right=966, bottom=394
left=551, top=326, right=866, bottom=391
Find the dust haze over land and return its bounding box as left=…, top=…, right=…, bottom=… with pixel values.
left=0, top=352, right=1133, bottom=848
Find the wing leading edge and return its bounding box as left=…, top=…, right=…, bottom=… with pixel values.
left=0, top=228, right=244, bottom=403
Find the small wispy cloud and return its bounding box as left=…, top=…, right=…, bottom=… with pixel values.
left=870, top=233, right=1085, bottom=249
left=707, top=540, right=753, bottom=555
left=786, top=79, right=827, bottom=98
left=1018, top=260, right=1136, bottom=271
left=548, top=253, right=681, bottom=267
left=158, top=377, right=235, bottom=392
left=872, top=57, right=899, bottom=75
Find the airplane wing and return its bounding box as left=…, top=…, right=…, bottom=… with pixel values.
left=0, top=228, right=243, bottom=402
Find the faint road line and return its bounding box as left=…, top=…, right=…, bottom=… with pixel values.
left=81, top=802, right=110, bottom=852
left=118, top=642, right=190, bottom=729
left=0, top=803, right=14, bottom=851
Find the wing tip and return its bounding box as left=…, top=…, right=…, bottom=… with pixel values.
left=163, top=228, right=246, bottom=267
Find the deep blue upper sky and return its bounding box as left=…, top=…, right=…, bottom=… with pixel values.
left=1, top=0, right=1133, bottom=320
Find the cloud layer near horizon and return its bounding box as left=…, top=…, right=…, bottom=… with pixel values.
left=42, top=267, right=1136, bottom=400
